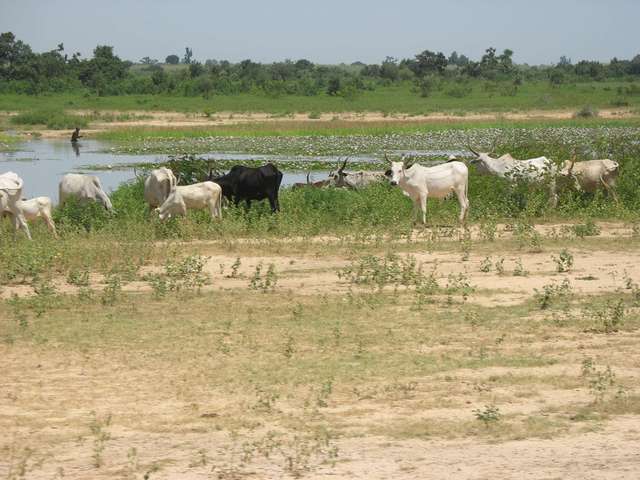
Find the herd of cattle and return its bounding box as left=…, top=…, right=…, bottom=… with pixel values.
left=0, top=148, right=620, bottom=240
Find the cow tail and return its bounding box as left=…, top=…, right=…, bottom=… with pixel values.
left=464, top=169, right=469, bottom=209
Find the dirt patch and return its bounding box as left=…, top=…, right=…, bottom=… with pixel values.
left=12, top=107, right=638, bottom=138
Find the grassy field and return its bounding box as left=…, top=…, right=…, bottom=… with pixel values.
left=2, top=80, right=640, bottom=478
left=1, top=81, right=640, bottom=115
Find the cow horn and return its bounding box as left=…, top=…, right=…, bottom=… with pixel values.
left=567, top=150, right=577, bottom=176
left=402, top=155, right=414, bottom=169
left=467, top=145, right=480, bottom=156
left=384, top=152, right=392, bottom=164
left=339, top=157, right=348, bottom=172
left=306, top=171, right=311, bottom=184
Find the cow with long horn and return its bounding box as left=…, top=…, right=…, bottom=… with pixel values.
left=328, top=156, right=388, bottom=189
left=468, top=148, right=559, bottom=208
left=387, top=155, right=469, bottom=224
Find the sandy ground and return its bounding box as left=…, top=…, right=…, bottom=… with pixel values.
left=5, top=107, right=638, bottom=138
left=2, top=222, right=637, bottom=304
left=1, top=222, right=639, bottom=479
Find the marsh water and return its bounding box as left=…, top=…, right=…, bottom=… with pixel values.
left=0, top=138, right=456, bottom=202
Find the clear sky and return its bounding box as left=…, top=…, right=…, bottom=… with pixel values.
left=1, top=0, right=638, bottom=65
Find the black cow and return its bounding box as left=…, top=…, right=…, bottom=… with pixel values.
left=209, top=163, right=283, bottom=212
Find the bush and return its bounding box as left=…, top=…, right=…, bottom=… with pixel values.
left=574, top=105, right=599, bottom=118
left=53, top=197, right=112, bottom=232
left=445, top=85, right=472, bottom=98
left=10, top=110, right=88, bottom=130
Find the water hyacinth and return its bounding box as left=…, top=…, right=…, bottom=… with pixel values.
left=108, top=127, right=640, bottom=160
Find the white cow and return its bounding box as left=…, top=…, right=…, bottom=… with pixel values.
left=59, top=173, right=113, bottom=211
left=387, top=157, right=469, bottom=224
left=2, top=195, right=57, bottom=238
left=156, top=181, right=222, bottom=221
left=559, top=158, right=619, bottom=202
left=0, top=172, right=31, bottom=239
left=144, top=167, right=177, bottom=208
left=468, top=147, right=558, bottom=207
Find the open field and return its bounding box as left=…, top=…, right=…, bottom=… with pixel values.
left=1, top=81, right=640, bottom=118
left=2, top=222, right=640, bottom=479
left=2, top=80, right=640, bottom=479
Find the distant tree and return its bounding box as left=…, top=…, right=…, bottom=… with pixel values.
left=0, top=31, right=35, bottom=80
left=448, top=51, right=470, bottom=67
left=412, top=50, right=447, bottom=76
left=140, top=56, right=158, bottom=65
left=574, top=60, right=604, bottom=79
left=558, top=55, right=572, bottom=67
left=498, top=49, right=514, bottom=73
left=480, top=47, right=498, bottom=72
left=182, top=47, right=193, bottom=64
left=608, top=57, right=629, bottom=77
left=457, top=54, right=470, bottom=66
left=380, top=56, right=399, bottom=81
left=629, top=54, right=640, bottom=75
left=151, top=67, right=167, bottom=87
left=78, top=45, right=130, bottom=95
left=295, top=58, right=314, bottom=70
left=189, top=62, right=204, bottom=77
left=165, top=54, right=179, bottom=64
left=549, top=69, right=565, bottom=86
left=326, top=77, right=341, bottom=96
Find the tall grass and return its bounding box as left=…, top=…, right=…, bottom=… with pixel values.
left=10, top=110, right=88, bottom=129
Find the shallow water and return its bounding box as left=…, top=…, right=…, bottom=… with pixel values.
left=0, top=138, right=452, bottom=203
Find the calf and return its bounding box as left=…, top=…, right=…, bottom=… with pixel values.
left=2, top=195, right=57, bottom=238
left=156, top=181, right=222, bottom=221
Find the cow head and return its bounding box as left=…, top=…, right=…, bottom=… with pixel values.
left=386, top=155, right=415, bottom=186
left=328, top=157, right=349, bottom=187
left=156, top=188, right=186, bottom=221
left=467, top=146, right=496, bottom=174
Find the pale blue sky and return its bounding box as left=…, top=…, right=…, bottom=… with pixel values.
left=1, top=0, right=638, bottom=64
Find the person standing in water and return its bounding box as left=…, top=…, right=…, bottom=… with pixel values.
left=71, top=127, right=82, bottom=143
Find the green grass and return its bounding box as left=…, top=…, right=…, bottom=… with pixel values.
left=0, top=132, right=17, bottom=151
left=9, top=110, right=88, bottom=129
left=1, top=81, right=639, bottom=115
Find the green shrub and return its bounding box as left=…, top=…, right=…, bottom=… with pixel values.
left=574, top=105, right=599, bottom=118
left=10, top=110, right=89, bottom=129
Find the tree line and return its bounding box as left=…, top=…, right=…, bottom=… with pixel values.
left=1, top=32, right=639, bottom=99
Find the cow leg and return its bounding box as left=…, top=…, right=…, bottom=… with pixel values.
left=549, top=180, right=558, bottom=208
left=13, top=212, right=32, bottom=240
left=455, top=187, right=469, bottom=223
left=43, top=212, right=58, bottom=238
left=268, top=193, right=279, bottom=213
left=600, top=176, right=619, bottom=204
left=411, top=199, right=420, bottom=224
left=419, top=193, right=427, bottom=225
